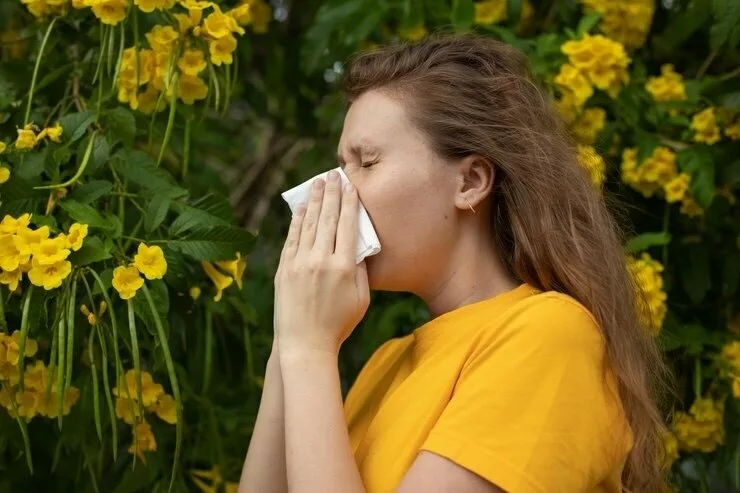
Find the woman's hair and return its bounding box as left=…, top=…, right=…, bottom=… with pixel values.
left=341, top=33, right=671, bottom=492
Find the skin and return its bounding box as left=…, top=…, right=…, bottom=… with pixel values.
left=239, top=90, right=518, bottom=493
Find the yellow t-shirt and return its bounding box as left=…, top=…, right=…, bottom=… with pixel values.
left=343, top=283, right=633, bottom=493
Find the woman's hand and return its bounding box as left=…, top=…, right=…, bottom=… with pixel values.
left=273, top=170, right=370, bottom=355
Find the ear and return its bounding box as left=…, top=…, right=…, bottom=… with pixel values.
left=454, top=154, right=495, bottom=213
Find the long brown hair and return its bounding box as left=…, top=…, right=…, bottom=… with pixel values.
left=341, top=33, right=671, bottom=492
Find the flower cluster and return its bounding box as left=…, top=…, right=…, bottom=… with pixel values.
left=579, top=0, right=655, bottom=49
left=14, top=122, right=63, bottom=150
left=0, top=214, right=87, bottom=292
left=474, top=0, right=534, bottom=26
left=645, top=64, right=687, bottom=103
left=627, top=252, right=666, bottom=335
left=661, top=428, right=680, bottom=470
left=200, top=252, right=247, bottom=302
left=190, top=465, right=239, bottom=493
left=20, top=0, right=70, bottom=19
left=113, top=370, right=177, bottom=461
left=556, top=35, right=630, bottom=123
left=112, top=243, right=167, bottom=299
left=720, top=341, right=740, bottom=398
left=0, top=332, right=80, bottom=421
left=673, top=397, right=724, bottom=453
left=570, top=107, right=606, bottom=145
left=691, top=107, right=721, bottom=145
left=576, top=145, right=606, bottom=187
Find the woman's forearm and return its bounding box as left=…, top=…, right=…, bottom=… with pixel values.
left=280, top=345, right=365, bottom=493
left=239, top=346, right=288, bottom=493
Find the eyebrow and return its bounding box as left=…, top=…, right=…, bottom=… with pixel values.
left=336, top=143, right=380, bottom=163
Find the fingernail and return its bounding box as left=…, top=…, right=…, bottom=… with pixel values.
left=327, top=170, right=339, bottom=181
left=313, top=178, right=325, bottom=190
left=295, top=204, right=306, bottom=215
left=344, top=182, right=354, bottom=193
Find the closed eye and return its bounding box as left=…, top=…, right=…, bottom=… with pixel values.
left=361, top=159, right=379, bottom=168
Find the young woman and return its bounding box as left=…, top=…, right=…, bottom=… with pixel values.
left=239, top=34, right=669, bottom=493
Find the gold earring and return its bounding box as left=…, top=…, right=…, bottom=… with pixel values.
left=465, top=199, right=476, bottom=214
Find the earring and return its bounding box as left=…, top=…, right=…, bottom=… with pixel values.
left=465, top=199, right=476, bottom=214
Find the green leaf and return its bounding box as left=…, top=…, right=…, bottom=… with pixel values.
left=301, top=0, right=367, bottom=73
left=77, top=134, right=110, bottom=174
left=680, top=243, right=711, bottom=304
left=167, top=225, right=256, bottom=261
left=0, top=176, right=46, bottom=217
left=576, top=11, right=602, bottom=36
left=625, top=232, right=672, bottom=253
left=58, top=199, right=118, bottom=232
left=104, top=107, right=136, bottom=146
left=133, top=279, right=169, bottom=337
left=402, top=0, right=424, bottom=28
left=723, top=251, right=740, bottom=298
left=46, top=146, right=72, bottom=180
left=113, top=149, right=188, bottom=199
left=69, top=236, right=112, bottom=266
left=57, top=111, right=97, bottom=145
left=145, top=196, right=170, bottom=233
left=721, top=91, right=740, bottom=110
left=17, top=148, right=48, bottom=180
left=31, top=215, right=57, bottom=231
left=451, top=0, right=475, bottom=30
left=653, top=1, right=712, bottom=54
left=660, top=323, right=721, bottom=355
left=70, top=180, right=113, bottom=204
left=678, top=147, right=716, bottom=209
left=635, top=131, right=660, bottom=163
left=710, top=0, right=740, bottom=51
left=506, top=0, right=521, bottom=24
left=168, top=194, right=235, bottom=236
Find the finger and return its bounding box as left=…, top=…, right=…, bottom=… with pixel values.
left=281, top=203, right=306, bottom=261
left=335, top=182, right=359, bottom=259
left=298, top=178, right=326, bottom=251
left=314, top=170, right=342, bottom=254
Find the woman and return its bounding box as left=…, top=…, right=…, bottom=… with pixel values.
left=239, top=34, right=669, bottom=493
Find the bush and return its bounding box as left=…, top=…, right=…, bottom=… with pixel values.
left=1, top=0, right=739, bottom=492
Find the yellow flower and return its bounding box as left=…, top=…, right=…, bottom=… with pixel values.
left=32, top=236, right=71, bottom=265
left=64, top=223, right=88, bottom=251
left=691, top=107, right=721, bottom=145
left=228, top=3, right=251, bottom=25
left=561, top=34, right=630, bottom=96
left=189, top=286, right=201, bottom=300
left=576, top=145, right=606, bottom=186
left=177, top=74, right=209, bottom=104
left=13, top=225, right=50, bottom=256
left=248, top=0, right=272, bottom=33
left=0, top=167, right=10, bottom=184
left=146, top=25, right=180, bottom=53
left=80, top=304, right=98, bottom=325
left=645, top=64, right=687, bottom=103
left=28, top=258, right=72, bottom=290
left=209, top=35, right=237, bottom=66
left=673, top=397, right=724, bottom=453
left=179, top=0, right=212, bottom=9
left=203, top=6, right=245, bottom=39
left=38, top=383, right=80, bottom=418
left=72, top=0, right=86, bottom=8
left=23, top=360, right=50, bottom=391
left=661, top=428, right=679, bottom=470
left=0, top=214, right=31, bottom=235
left=21, top=0, right=49, bottom=18
left=134, top=85, right=164, bottom=115
left=215, top=252, right=246, bottom=290
left=36, top=122, right=63, bottom=143
left=0, top=142, right=6, bottom=153
left=680, top=196, right=703, bottom=217
left=90, top=0, right=129, bottom=25
left=129, top=420, right=157, bottom=462
left=133, top=243, right=167, bottom=280
left=154, top=394, right=177, bottom=424
left=571, top=107, right=606, bottom=145
left=554, top=64, right=593, bottom=107
left=15, top=389, right=41, bottom=419
left=474, top=0, right=507, bottom=25
left=15, top=124, right=37, bottom=150
left=3, top=331, right=38, bottom=365
left=579, top=0, right=655, bottom=49
left=224, top=483, right=239, bottom=493
left=726, top=122, right=740, bottom=140
left=621, top=147, right=678, bottom=198
left=115, top=396, right=144, bottom=424
left=178, top=49, right=207, bottom=76
left=0, top=267, right=22, bottom=292
left=175, top=8, right=203, bottom=33
left=398, top=24, right=427, bottom=41
left=202, top=261, right=233, bottom=302
left=112, top=265, right=144, bottom=299
left=663, top=173, right=691, bottom=204
left=134, top=0, right=175, bottom=12
left=0, top=234, right=30, bottom=272
left=113, top=369, right=165, bottom=407
left=627, top=252, right=666, bottom=335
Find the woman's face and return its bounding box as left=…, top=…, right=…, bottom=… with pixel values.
left=337, top=90, right=462, bottom=293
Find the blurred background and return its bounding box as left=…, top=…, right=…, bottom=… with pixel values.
left=1, top=0, right=739, bottom=491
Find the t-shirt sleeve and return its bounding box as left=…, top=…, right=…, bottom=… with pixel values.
left=420, top=295, right=626, bottom=493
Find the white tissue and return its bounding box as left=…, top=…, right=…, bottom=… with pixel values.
left=280, top=167, right=382, bottom=264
